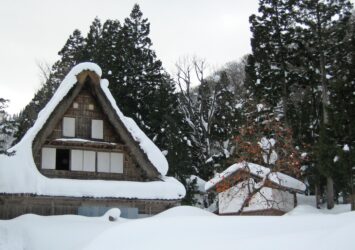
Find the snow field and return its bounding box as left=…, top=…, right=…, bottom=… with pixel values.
left=1, top=205, right=354, bottom=250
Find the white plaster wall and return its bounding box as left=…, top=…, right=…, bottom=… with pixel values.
left=218, top=179, right=294, bottom=214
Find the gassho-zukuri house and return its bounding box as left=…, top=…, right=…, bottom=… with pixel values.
left=205, top=162, right=306, bottom=215
left=0, top=63, right=186, bottom=219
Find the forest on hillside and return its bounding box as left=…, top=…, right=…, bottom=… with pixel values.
left=1, top=0, right=355, bottom=210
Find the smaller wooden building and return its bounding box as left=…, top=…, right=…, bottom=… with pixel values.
left=205, top=162, right=305, bottom=215
left=0, top=63, right=185, bottom=219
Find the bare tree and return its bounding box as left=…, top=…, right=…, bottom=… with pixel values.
left=36, top=60, right=52, bottom=86
left=214, top=102, right=303, bottom=214
left=175, top=57, right=244, bottom=177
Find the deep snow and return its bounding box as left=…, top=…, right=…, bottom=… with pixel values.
left=0, top=205, right=354, bottom=250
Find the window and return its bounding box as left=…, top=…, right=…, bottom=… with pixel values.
left=97, top=152, right=110, bottom=173
left=83, top=151, right=96, bottom=172
left=88, top=104, right=94, bottom=110
left=91, top=119, right=103, bottom=139
left=41, top=148, right=124, bottom=174
left=71, top=149, right=83, bottom=171
left=63, top=117, right=75, bottom=137
left=71, top=150, right=96, bottom=172
left=97, top=152, right=123, bottom=174
left=73, top=102, right=79, bottom=109
left=110, top=153, right=124, bottom=173
left=56, top=149, right=70, bottom=170
left=41, top=147, right=56, bottom=169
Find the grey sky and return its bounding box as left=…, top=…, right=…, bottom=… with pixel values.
left=0, top=0, right=259, bottom=114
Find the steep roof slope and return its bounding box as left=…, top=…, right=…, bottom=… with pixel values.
left=0, top=63, right=185, bottom=200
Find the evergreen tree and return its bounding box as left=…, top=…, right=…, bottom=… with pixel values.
left=246, top=0, right=354, bottom=208
left=328, top=12, right=355, bottom=208
left=13, top=5, right=195, bottom=184
left=0, top=98, right=15, bottom=155
left=299, top=0, right=352, bottom=208
left=246, top=0, right=301, bottom=124
left=102, top=5, right=195, bottom=181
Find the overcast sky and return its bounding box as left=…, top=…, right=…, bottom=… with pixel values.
left=0, top=0, right=259, bottom=114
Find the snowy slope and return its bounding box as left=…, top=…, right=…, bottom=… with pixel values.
left=0, top=206, right=354, bottom=250
left=0, top=63, right=185, bottom=200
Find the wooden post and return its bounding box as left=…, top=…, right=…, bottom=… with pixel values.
left=293, top=192, right=297, bottom=208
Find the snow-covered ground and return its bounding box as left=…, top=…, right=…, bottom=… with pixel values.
left=1, top=204, right=354, bottom=250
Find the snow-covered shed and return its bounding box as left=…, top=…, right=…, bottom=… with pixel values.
left=205, top=162, right=306, bottom=215
left=0, top=63, right=185, bottom=219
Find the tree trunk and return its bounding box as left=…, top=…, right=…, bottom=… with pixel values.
left=315, top=184, right=321, bottom=209
left=350, top=194, right=355, bottom=211
left=350, top=165, right=354, bottom=211
left=316, top=4, right=335, bottom=211
left=327, top=176, right=334, bottom=209
left=293, top=192, right=297, bottom=208
left=351, top=193, right=355, bottom=211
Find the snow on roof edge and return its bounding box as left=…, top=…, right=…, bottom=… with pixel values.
left=186, top=175, right=206, bottom=193
left=100, top=79, right=169, bottom=176
left=11, top=62, right=102, bottom=151
left=205, top=162, right=306, bottom=193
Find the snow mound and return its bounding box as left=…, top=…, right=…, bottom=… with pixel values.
left=286, top=205, right=322, bottom=216
left=2, top=209, right=355, bottom=250
left=287, top=204, right=352, bottom=216
left=82, top=209, right=355, bottom=250
left=102, top=208, right=121, bottom=222
left=155, top=206, right=216, bottom=218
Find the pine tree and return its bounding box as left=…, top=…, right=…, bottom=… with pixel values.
left=0, top=98, right=15, bottom=155
left=299, top=0, right=352, bottom=208
left=328, top=12, right=355, bottom=209
left=102, top=4, right=195, bottom=180
left=13, top=5, right=195, bottom=183
left=246, top=0, right=301, bottom=124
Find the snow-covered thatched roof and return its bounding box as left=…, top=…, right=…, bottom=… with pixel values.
left=0, top=63, right=185, bottom=200
left=205, top=162, right=306, bottom=193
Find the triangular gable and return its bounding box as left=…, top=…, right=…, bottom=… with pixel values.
left=32, top=63, right=167, bottom=179
left=0, top=63, right=185, bottom=200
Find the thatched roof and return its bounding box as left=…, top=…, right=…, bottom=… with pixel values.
left=32, top=65, right=168, bottom=179
left=0, top=63, right=185, bottom=200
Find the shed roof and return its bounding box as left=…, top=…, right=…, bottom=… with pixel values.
left=205, top=162, right=306, bottom=194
